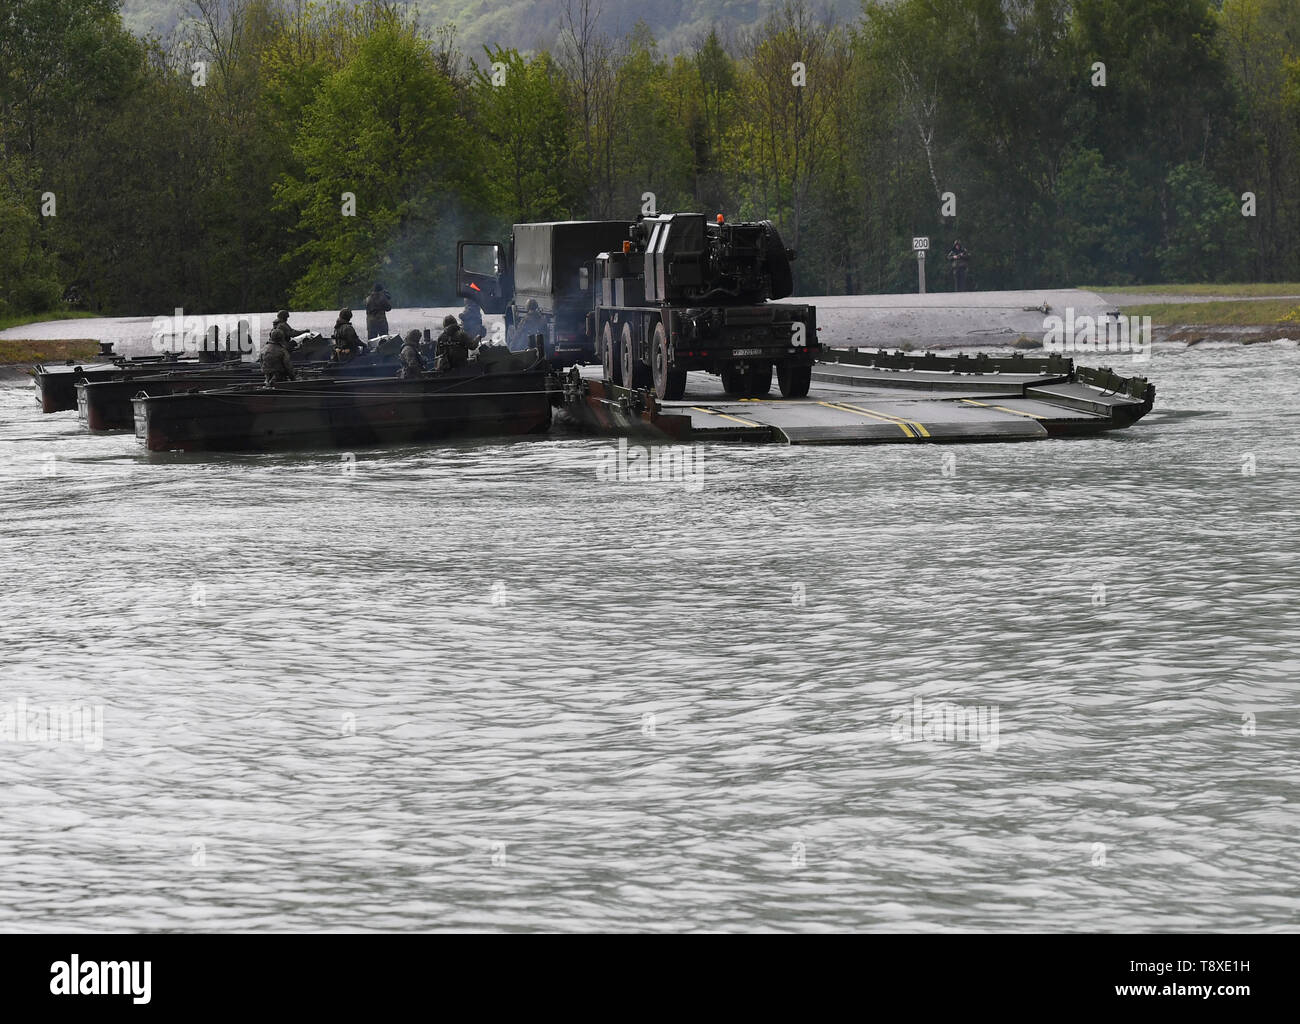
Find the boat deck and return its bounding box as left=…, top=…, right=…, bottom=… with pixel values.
left=565, top=350, right=1153, bottom=444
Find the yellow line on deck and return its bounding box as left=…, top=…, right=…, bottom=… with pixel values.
left=827, top=400, right=932, bottom=438
left=818, top=401, right=914, bottom=437
left=961, top=398, right=1045, bottom=420
left=993, top=405, right=1047, bottom=420
left=691, top=406, right=763, bottom=427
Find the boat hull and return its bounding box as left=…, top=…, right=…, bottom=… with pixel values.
left=77, top=359, right=397, bottom=431
left=133, top=370, right=558, bottom=452
left=33, top=357, right=239, bottom=413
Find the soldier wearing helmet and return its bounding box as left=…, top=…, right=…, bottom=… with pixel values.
left=269, top=309, right=302, bottom=350
left=397, top=328, right=425, bottom=379
left=434, top=313, right=478, bottom=371
left=507, top=297, right=546, bottom=352
left=261, top=329, right=296, bottom=384
left=332, top=308, right=363, bottom=362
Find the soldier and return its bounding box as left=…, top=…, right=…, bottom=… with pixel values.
left=434, top=314, right=478, bottom=372
left=946, top=239, right=972, bottom=292
left=507, top=297, right=545, bottom=351
left=270, top=309, right=302, bottom=350
left=261, top=331, right=295, bottom=384
left=397, top=329, right=425, bottom=379
left=332, top=308, right=363, bottom=362
left=461, top=297, right=485, bottom=340
left=366, top=282, right=392, bottom=339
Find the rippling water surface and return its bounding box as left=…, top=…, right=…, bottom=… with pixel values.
left=1, top=342, right=1297, bottom=932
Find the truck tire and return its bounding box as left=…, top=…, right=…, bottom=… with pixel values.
left=747, top=361, right=772, bottom=397
left=721, top=365, right=745, bottom=396
left=777, top=362, right=812, bottom=398
left=651, top=322, right=686, bottom=400
left=602, top=321, right=622, bottom=386
left=621, top=322, right=650, bottom=389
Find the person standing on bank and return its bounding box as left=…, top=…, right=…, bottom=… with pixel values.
left=365, top=282, right=392, bottom=339
left=946, top=240, right=971, bottom=292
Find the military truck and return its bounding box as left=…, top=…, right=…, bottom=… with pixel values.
left=456, top=214, right=817, bottom=398
left=456, top=220, right=629, bottom=367
left=592, top=213, right=817, bottom=400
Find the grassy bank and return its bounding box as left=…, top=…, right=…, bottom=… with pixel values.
left=0, top=338, right=101, bottom=364
left=0, top=310, right=98, bottom=332
left=1093, top=283, right=1300, bottom=297
left=1119, top=299, right=1300, bottom=326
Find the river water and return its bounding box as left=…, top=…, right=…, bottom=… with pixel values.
left=0, top=339, right=1296, bottom=932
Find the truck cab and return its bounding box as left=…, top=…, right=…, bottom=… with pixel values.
left=457, top=221, right=630, bottom=368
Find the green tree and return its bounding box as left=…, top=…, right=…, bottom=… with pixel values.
left=688, top=27, right=737, bottom=212
left=729, top=0, right=851, bottom=264
left=1157, top=162, right=1252, bottom=282
left=1048, top=148, right=1144, bottom=285
left=471, top=47, right=573, bottom=223
left=1217, top=0, right=1300, bottom=280
left=275, top=22, right=484, bottom=306
left=0, top=170, right=63, bottom=314
left=609, top=23, right=695, bottom=216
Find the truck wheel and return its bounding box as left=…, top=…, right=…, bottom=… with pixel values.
left=651, top=323, right=686, bottom=400
left=747, top=362, right=772, bottom=397
left=602, top=321, right=622, bottom=386
left=777, top=362, right=812, bottom=398
left=621, top=323, right=650, bottom=389
left=721, top=365, right=745, bottom=396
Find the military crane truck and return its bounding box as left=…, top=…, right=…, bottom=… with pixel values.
left=456, top=220, right=630, bottom=367
left=593, top=213, right=818, bottom=400
left=455, top=214, right=817, bottom=398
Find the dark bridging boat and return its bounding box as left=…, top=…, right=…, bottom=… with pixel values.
left=30, top=351, right=243, bottom=413
left=76, top=350, right=399, bottom=432
left=133, top=348, right=559, bottom=452
left=33, top=331, right=345, bottom=415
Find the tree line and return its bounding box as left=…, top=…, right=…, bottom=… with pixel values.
left=1, top=0, right=1296, bottom=318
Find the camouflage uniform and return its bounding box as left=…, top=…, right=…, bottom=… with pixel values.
left=461, top=299, right=485, bottom=340
left=507, top=298, right=546, bottom=352
left=397, top=330, right=425, bottom=379
left=333, top=309, right=363, bottom=362
left=435, top=315, right=478, bottom=371
left=271, top=309, right=301, bottom=350
left=261, top=337, right=295, bottom=384
left=366, top=284, right=392, bottom=340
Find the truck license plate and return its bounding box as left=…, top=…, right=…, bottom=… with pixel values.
left=732, top=348, right=763, bottom=357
